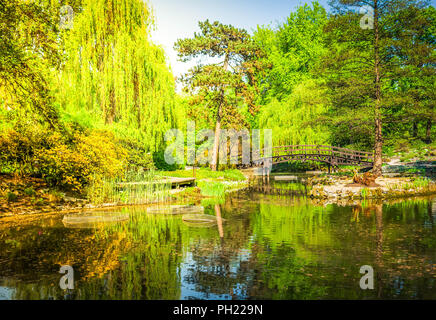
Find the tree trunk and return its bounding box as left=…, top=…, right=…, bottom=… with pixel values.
left=211, top=54, right=229, bottom=171
left=412, top=121, right=418, bottom=137
left=373, top=0, right=383, bottom=177
left=211, top=114, right=222, bottom=171
left=425, top=119, right=432, bottom=143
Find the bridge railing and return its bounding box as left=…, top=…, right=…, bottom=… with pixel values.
left=269, top=145, right=373, bottom=161
left=230, top=144, right=374, bottom=166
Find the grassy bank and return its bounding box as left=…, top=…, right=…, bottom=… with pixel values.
left=0, top=168, right=248, bottom=216
left=159, top=168, right=248, bottom=202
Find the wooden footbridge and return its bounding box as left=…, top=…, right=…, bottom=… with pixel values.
left=234, top=145, right=374, bottom=172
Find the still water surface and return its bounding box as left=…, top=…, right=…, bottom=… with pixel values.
left=0, top=187, right=435, bottom=299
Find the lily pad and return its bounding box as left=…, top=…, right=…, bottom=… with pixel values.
left=62, top=212, right=129, bottom=228
left=146, top=205, right=204, bottom=215
left=182, top=220, right=217, bottom=228
left=182, top=214, right=225, bottom=225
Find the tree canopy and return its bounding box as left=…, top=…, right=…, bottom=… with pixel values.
left=175, top=20, right=268, bottom=170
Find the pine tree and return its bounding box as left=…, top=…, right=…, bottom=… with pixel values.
left=175, top=20, right=266, bottom=170
left=325, top=0, right=431, bottom=176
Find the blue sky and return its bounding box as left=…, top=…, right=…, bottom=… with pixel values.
left=149, top=0, right=331, bottom=78
left=148, top=0, right=435, bottom=79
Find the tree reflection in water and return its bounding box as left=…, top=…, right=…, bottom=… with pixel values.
left=0, top=194, right=435, bottom=299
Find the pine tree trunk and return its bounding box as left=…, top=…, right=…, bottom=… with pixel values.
left=373, top=1, right=383, bottom=177
left=426, top=119, right=432, bottom=143
left=211, top=113, right=222, bottom=171
left=412, top=121, right=418, bottom=137
left=211, top=54, right=229, bottom=171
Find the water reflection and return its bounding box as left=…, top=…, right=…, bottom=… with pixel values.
left=0, top=192, right=435, bottom=299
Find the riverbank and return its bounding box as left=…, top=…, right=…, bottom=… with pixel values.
left=307, top=158, right=436, bottom=200
left=308, top=175, right=436, bottom=200
left=0, top=168, right=248, bottom=216
left=3, top=161, right=436, bottom=216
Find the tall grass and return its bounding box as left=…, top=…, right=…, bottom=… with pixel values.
left=87, top=169, right=172, bottom=205
left=413, top=177, right=430, bottom=188
left=388, top=177, right=431, bottom=192
left=196, top=180, right=227, bottom=197
left=158, top=168, right=246, bottom=181
left=361, top=188, right=368, bottom=200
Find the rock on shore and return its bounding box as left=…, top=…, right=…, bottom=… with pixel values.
left=309, top=176, right=436, bottom=200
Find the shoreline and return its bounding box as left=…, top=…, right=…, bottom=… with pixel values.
left=308, top=176, right=436, bottom=200
left=2, top=170, right=436, bottom=217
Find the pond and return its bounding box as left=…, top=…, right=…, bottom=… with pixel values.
left=0, top=181, right=435, bottom=300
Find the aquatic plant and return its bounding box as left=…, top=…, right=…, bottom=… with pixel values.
left=87, top=169, right=171, bottom=205
left=361, top=188, right=368, bottom=201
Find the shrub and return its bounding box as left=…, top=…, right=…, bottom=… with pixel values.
left=119, top=138, right=155, bottom=171
left=34, top=130, right=128, bottom=193
left=0, top=126, right=48, bottom=174
left=6, top=192, right=18, bottom=202
left=394, top=138, right=411, bottom=152
left=23, top=187, right=36, bottom=196
left=0, top=124, right=129, bottom=193
left=153, top=150, right=183, bottom=171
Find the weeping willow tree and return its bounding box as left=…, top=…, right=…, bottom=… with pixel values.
left=54, top=0, right=178, bottom=152
left=257, top=79, right=330, bottom=146
left=254, top=3, right=329, bottom=147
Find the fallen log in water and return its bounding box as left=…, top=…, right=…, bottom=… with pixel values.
left=146, top=205, right=204, bottom=215
left=62, top=212, right=129, bottom=228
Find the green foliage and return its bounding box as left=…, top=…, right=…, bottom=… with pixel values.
left=384, top=6, right=435, bottom=143
left=254, top=2, right=330, bottom=146
left=254, top=2, right=328, bottom=100
left=6, top=192, right=18, bottom=203
left=1, top=0, right=435, bottom=198
left=196, top=180, right=227, bottom=197
left=258, top=79, right=330, bottom=146
left=413, top=177, right=430, bottom=188
left=175, top=19, right=269, bottom=163
left=23, top=188, right=36, bottom=197
left=34, top=130, right=128, bottom=192
left=322, top=0, right=434, bottom=150
left=54, top=0, right=179, bottom=154
left=0, top=121, right=128, bottom=193
left=1, top=0, right=186, bottom=194
left=152, top=151, right=181, bottom=171
left=361, top=188, right=368, bottom=200
left=0, top=0, right=60, bottom=128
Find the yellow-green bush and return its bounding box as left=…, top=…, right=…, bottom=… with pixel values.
left=0, top=125, right=128, bottom=193
left=34, top=131, right=128, bottom=192
left=0, top=126, right=48, bottom=174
